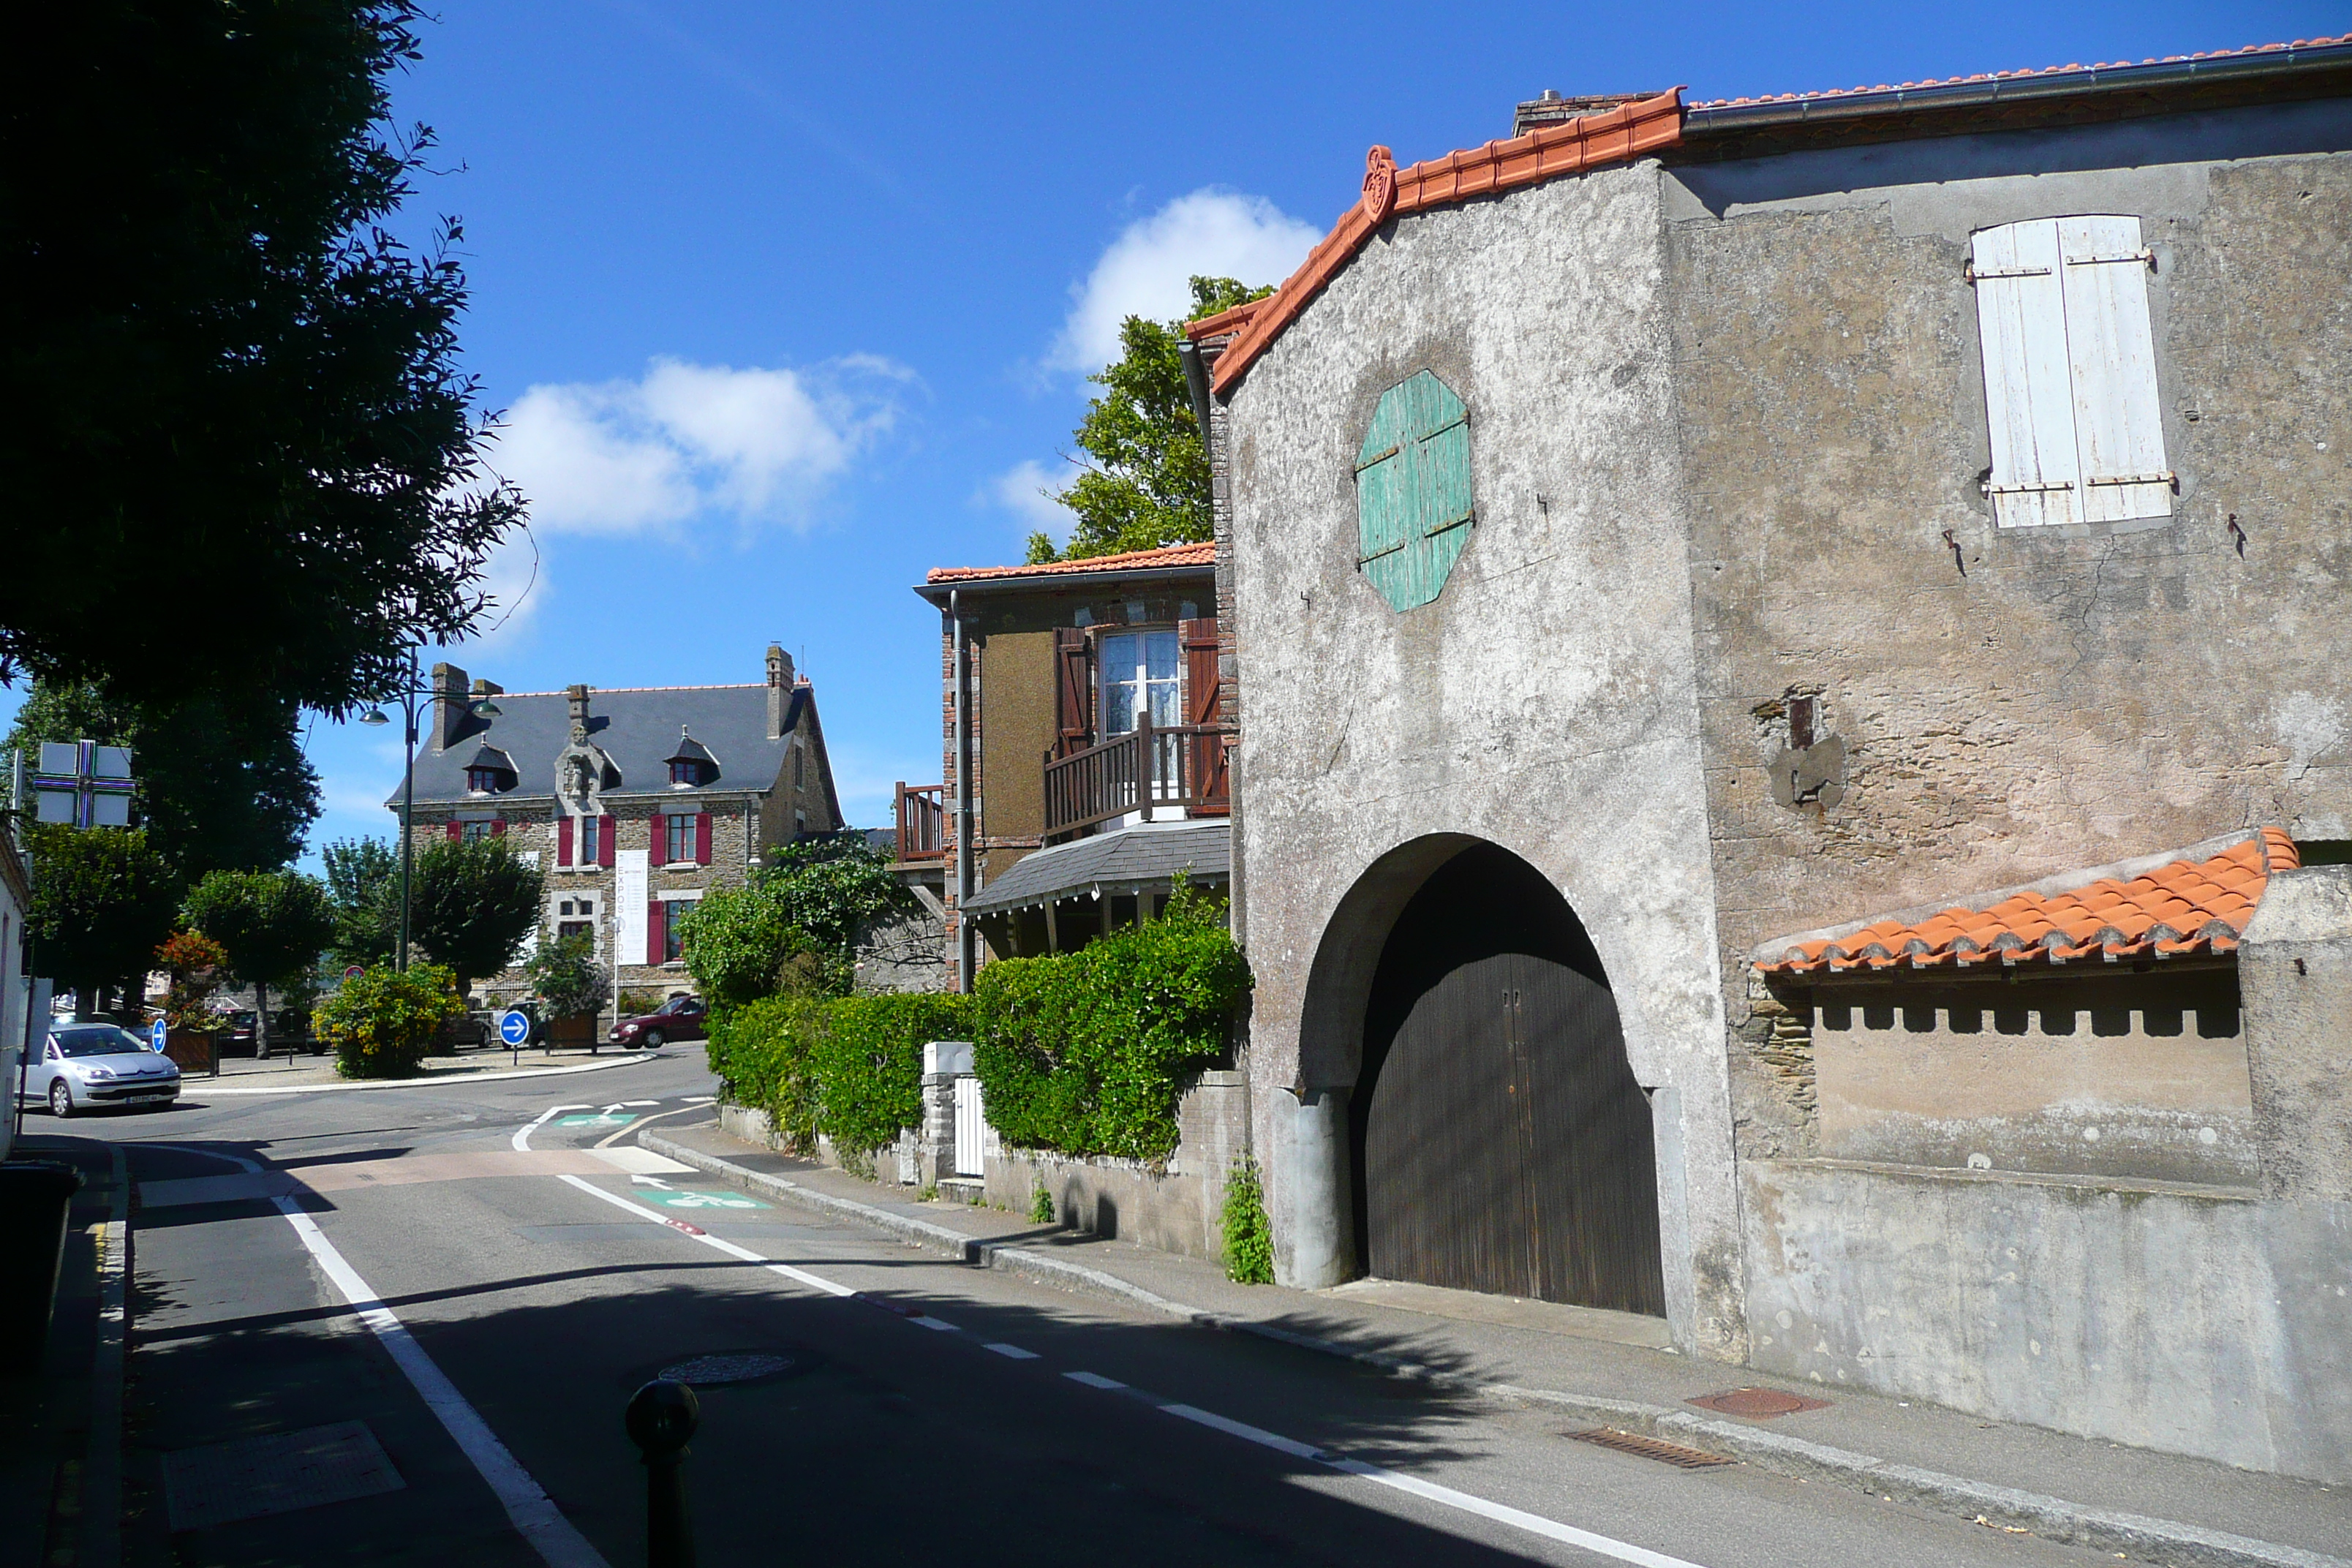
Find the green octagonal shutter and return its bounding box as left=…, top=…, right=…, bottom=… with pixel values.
left=1355, top=370, right=1472, bottom=613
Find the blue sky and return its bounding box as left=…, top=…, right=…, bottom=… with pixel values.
left=7, top=1, right=2338, bottom=860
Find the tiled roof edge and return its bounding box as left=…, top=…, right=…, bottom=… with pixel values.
left=922, top=540, right=1216, bottom=586
left=1744, top=829, right=2272, bottom=968
left=1206, top=88, right=1684, bottom=396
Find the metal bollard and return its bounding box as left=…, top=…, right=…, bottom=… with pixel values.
left=625, top=1379, right=699, bottom=1568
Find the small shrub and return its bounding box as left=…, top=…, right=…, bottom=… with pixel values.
left=315, top=964, right=464, bottom=1079
left=1030, top=1181, right=1055, bottom=1224
left=1221, top=1158, right=1273, bottom=1284
left=616, top=987, right=664, bottom=1018
left=525, top=934, right=610, bottom=1023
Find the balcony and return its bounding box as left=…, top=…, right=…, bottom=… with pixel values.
left=1044, top=715, right=1231, bottom=842
left=894, top=782, right=945, bottom=863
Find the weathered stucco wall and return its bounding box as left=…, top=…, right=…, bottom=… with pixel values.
left=1223, top=165, right=1746, bottom=1356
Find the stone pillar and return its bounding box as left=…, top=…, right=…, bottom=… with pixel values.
left=919, top=1041, right=974, bottom=1188
left=2239, top=865, right=2352, bottom=1203
left=1278, top=1086, right=1354, bottom=1289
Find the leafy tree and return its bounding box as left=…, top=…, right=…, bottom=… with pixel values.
left=323, top=837, right=401, bottom=968
left=23, top=824, right=181, bottom=1017
left=1028, top=276, right=1273, bottom=564
left=2, top=677, right=321, bottom=882
left=154, top=930, right=232, bottom=1036
left=315, top=962, right=463, bottom=1079
left=679, top=837, right=915, bottom=1007
left=182, top=870, right=337, bottom=1056
left=523, top=934, right=610, bottom=1024
left=408, top=837, right=543, bottom=992
left=1, top=1, right=526, bottom=712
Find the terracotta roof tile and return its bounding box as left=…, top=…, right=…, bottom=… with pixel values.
left=1194, top=90, right=1684, bottom=394
left=924, top=540, right=1214, bottom=586
left=1756, top=829, right=2301, bottom=978
left=1688, top=35, right=2351, bottom=109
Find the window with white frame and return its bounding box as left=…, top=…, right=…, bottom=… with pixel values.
left=1970, top=216, right=2172, bottom=529
left=666, top=813, right=695, bottom=864
left=578, top=816, right=602, bottom=866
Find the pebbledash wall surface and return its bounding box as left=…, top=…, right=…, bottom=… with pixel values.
left=1199, top=52, right=2352, bottom=1480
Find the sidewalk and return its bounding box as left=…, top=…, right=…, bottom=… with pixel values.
left=646, top=1120, right=2351, bottom=1568
left=1, top=1136, right=127, bottom=1568
left=182, top=1044, right=663, bottom=1095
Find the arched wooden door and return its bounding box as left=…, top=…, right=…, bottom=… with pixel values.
left=1352, top=845, right=1665, bottom=1315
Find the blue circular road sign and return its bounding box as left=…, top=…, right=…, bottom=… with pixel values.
left=498, top=1009, right=532, bottom=1047
left=150, top=1017, right=168, bottom=1052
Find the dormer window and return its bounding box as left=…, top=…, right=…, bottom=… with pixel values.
left=663, top=726, right=719, bottom=789
left=463, top=743, right=519, bottom=795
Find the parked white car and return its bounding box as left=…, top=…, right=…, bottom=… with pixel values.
left=23, top=1022, right=181, bottom=1117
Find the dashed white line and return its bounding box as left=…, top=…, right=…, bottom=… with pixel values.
left=984, top=1343, right=1040, bottom=1360
left=1063, top=1371, right=1127, bottom=1390
left=554, top=1174, right=856, bottom=1298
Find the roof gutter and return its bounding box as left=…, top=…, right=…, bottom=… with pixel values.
left=1682, top=38, right=2352, bottom=136
left=911, top=562, right=1214, bottom=606
left=1177, top=337, right=1216, bottom=451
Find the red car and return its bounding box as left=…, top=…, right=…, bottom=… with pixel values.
left=608, top=994, right=708, bottom=1049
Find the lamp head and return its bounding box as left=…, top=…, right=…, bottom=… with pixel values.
left=358, top=708, right=391, bottom=728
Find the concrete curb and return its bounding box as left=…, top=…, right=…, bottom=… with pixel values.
left=197, top=1052, right=661, bottom=1096
left=638, top=1132, right=2348, bottom=1568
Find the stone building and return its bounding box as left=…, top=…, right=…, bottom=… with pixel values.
left=1189, top=39, right=2352, bottom=1480
left=388, top=647, right=843, bottom=1015
left=897, top=543, right=1232, bottom=985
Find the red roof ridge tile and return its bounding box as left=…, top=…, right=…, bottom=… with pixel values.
left=1196, top=90, right=1684, bottom=393
left=1687, top=34, right=2351, bottom=109
left=924, top=540, right=1215, bottom=585
left=1753, top=829, right=2299, bottom=979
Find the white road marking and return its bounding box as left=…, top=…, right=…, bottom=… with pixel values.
left=1158, top=1404, right=1711, bottom=1568
left=984, top=1343, right=1040, bottom=1360
left=618, top=1100, right=659, bottom=1107
left=513, top=1104, right=589, bottom=1153
left=554, top=1175, right=856, bottom=1298
left=911, top=1316, right=960, bottom=1333
left=1064, top=1371, right=1126, bottom=1390
left=593, top=1102, right=710, bottom=1147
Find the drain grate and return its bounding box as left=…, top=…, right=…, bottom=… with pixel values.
left=1686, top=1387, right=1833, bottom=1419
left=162, top=1421, right=404, bottom=1531
left=1569, top=1428, right=1735, bottom=1469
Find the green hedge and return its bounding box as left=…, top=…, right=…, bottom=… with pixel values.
left=973, top=886, right=1251, bottom=1163
left=707, top=992, right=970, bottom=1159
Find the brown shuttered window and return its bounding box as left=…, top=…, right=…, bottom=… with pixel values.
left=1052, top=625, right=1094, bottom=760
left=1179, top=617, right=1227, bottom=807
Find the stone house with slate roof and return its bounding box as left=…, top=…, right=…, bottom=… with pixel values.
left=1188, top=38, right=2352, bottom=1480
left=388, top=646, right=843, bottom=1017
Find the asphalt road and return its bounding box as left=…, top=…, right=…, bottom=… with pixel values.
left=46, top=1047, right=2123, bottom=1568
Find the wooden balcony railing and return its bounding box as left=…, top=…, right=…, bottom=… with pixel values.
left=894, top=782, right=945, bottom=862
left=1044, top=715, right=1232, bottom=841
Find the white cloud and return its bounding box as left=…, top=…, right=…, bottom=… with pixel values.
left=494, top=355, right=908, bottom=536
left=990, top=459, right=1075, bottom=542
left=1050, top=189, right=1319, bottom=372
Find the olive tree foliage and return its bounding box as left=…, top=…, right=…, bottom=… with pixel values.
left=680, top=837, right=916, bottom=1009
left=1026, top=276, right=1273, bottom=565
left=0, top=1, right=527, bottom=713
left=181, top=870, right=338, bottom=1055
left=23, top=824, right=180, bottom=1016
left=408, top=837, right=543, bottom=992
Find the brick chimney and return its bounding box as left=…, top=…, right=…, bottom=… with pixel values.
left=431, top=662, right=470, bottom=750
left=567, top=683, right=593, bottom=742
left=766, top=644, right=795, bottom=738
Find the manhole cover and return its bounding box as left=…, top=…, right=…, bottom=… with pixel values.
left=1569, top=1428, right=1735, bottom=1469
left=657, top=1353, right=797, bottom=1387
left=1685, top=1387, right=1833, bottom=1419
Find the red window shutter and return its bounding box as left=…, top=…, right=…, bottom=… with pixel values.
left=557, top=816, right=573, bottom=866
left=599, top=820, right=616, bottom=868
left=490, top=818, right=506, bottom=837
left=445, top=821, right=461, bottom=842
left=1179, top=617, right=1227, bottom=807
left=1052, top=627, right=1094, bottom=760
left=694, top=813, right=712, bottom=864
left=647, top=899, right=666, bottom=964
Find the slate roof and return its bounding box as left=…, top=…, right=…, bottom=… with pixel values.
left=1754, top=828, right=2298, bottom=978
left=393, top=682, right=831, bottom=817
left=961, top=820, right=1230, bottom=916
left=1688, top=34, right=2352, bottom=109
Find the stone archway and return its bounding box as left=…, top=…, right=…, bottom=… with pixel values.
left=1319, top=840, right=1665, bottom=1315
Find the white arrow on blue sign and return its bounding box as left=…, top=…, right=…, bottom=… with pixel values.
left=498, top=1010, right=532, bottom=1047
left=151, top=1017, right=168, bottom=1052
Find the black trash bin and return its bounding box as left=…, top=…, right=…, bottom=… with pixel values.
left=0, top=1161, right=86, bottom=1376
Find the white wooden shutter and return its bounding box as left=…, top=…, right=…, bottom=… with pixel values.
left=2058, top=215, right=2171, bottom=523
left=1971, top=219, right=2081, bottom=527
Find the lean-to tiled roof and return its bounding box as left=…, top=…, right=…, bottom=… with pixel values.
left=924, top=540, right=1215, bottom=586
left=1755, top=829, right=2299, bottom=977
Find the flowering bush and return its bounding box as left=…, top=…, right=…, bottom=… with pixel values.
left=315, top=963, right=464, bottom=1079
left=154, top=930, right=230, bottom=1033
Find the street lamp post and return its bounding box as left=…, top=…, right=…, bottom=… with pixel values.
left=359, top=652, right=499, bottom=972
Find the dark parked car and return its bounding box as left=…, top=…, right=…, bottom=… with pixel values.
left=609, top=994, right=707, bottom=1049
left=224, top=1009, right=322, bottom=1058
